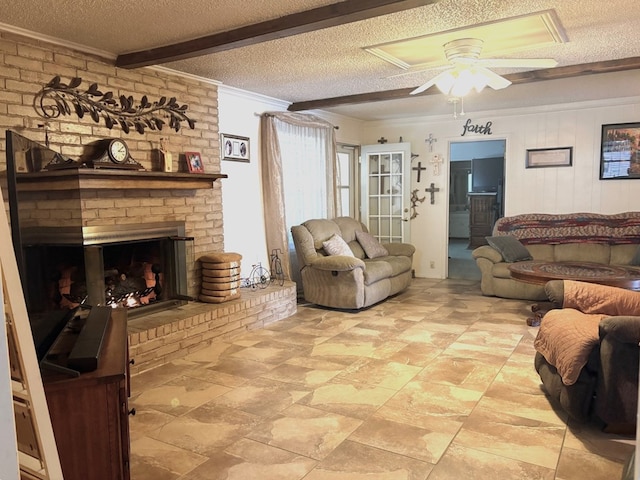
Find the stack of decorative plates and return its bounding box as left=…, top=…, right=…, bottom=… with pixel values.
left=199, top=252, right=242, bottom=303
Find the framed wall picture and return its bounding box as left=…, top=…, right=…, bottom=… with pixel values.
left=221, top=133, right=250, bottom=162
left=525, top=147, right=573, bottom=168
left=600, top=122, right=640, bottom=179
left=185, top=151, right=204, bottom=173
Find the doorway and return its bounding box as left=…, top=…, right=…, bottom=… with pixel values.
left=447, top=139, right=505, bottom=280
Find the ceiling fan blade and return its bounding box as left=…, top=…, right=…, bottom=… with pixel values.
left=476, top=67, right=512, bottom=90
left=476, top=58, right=558, bottom=69
left=409, top=75, right=440, bottom=95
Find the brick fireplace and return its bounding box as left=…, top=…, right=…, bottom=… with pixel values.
left=11, top=167, right=297, bottom=374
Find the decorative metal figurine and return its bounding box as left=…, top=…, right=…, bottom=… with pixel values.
left=410, top=189, right=426, bottom=219
left=33, top=76, right=196, bottom=134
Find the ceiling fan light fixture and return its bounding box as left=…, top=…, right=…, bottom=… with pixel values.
left=434, top=70, right=456, bottom=94
left=434, top=67, right=490, bottom=97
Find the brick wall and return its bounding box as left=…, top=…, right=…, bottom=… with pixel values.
left=0, top=32, right=224, bottom=298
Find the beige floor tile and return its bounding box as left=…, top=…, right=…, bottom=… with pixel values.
left=260, top=362, right=342, bottom=387
left=210, top=377, right=311, bottom=417
left=337, top=357, right=423, bottom=390
left=180, top=438, right=317, bottom=480
left=563, top=422, right=635, bottom=462
left=555, top=447, right=626, bottom=480
left=128, top=407, right=177, bottom=441
left=247, top=404, right=362, bottom=460
left=180, top=341, right=242, bottom=364
left=305, top=439, right=433, bottom=480
left=385, top=380, right=483, bottom=418
left=298, top=379, right=397, bottom=419
left=428, top=443, right=555, bottom=480
left=150, top=404, right=260, bottom=456
left=181, top=363, right=250, bottom=388
left=350, top=415, right=457, bottom=463
left=478, top=383, right=568, bottom=426
left=128, top=278, right=633, bottom=480
left=414, top=355, right=503, bottom=392
left=386, top=343, right=443, bottom=367
left=229, top=340, right=310, bottom=364
left=454, top=406, right=565, bottom=469
left=133, top=375, right=231, bottom=415
left=130, top=436, right=207, bottom=477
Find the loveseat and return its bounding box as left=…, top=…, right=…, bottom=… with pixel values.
left=472, top=212, right=640, bottom=300
left=534, top=280, right=640, bottom=433
left=291, top=216, right=415, bottom=309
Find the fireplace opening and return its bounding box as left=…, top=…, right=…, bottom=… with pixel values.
left=21, top=222, right=191, bottom=319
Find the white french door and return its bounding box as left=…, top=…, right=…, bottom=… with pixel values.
left=360, top=142, right=412, bottom=243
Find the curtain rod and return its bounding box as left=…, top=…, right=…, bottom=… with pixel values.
left=256, top=112, right=339, bottom=129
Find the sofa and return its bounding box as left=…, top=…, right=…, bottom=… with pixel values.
left=291, top=216, right=415, bottom=309
left=534, top=280, right=640, bottom=433
left=472, top=212, right=640, bottom=300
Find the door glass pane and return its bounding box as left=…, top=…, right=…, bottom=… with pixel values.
left=369, top=197, right=379, bottom=215
left=370, top=176, right=380, bottom=195
left=380, top=197, right=391, bottom=215
left=369, top=218, right=379, bottom=236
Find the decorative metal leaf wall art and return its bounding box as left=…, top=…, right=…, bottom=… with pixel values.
left=33, top=76, right=196, bottom=134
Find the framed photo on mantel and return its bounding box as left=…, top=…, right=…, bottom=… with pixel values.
left=221, top=133, right=250, bottom=162
left=185, top=151, right=204, bottom=173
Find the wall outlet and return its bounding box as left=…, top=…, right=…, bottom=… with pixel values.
left=430, top=261, right=435, bottom=269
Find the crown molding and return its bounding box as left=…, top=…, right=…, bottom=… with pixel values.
left=0, top=22, right=115, bottom=60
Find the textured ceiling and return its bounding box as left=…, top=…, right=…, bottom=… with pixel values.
left=1, top=0, right=639, bottom=120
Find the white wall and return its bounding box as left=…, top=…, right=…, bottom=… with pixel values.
left=219, top=82, right=640, bottom=282
left=361, top=96, right=640, bottom=279
left=217, top=86, right=364, bottom=277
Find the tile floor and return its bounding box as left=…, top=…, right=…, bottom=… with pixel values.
left=129, top=278, right=635, bottom=480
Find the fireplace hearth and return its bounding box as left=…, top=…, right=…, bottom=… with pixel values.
left=22, top=222, right=191, bottom=319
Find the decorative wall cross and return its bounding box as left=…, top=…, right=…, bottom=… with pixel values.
left=412, top=162, right=427, bottom=182
left=425, top=133, right=437, bottom=152
left=377, top=137, right=388, bottom=144
left=425, top=183, right=440, bottom=205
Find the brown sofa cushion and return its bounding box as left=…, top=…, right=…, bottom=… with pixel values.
left=563, top=280, right=640, bottom=315
left=534, top=308, right=607, bottom=385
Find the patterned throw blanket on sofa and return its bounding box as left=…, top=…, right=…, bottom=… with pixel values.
left=493, top=212, right=640, bottom=245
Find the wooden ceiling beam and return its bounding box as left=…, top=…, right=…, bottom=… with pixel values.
left=116, top=0, right=438, bottom=69
left=288, top=56, right=640, bottom=111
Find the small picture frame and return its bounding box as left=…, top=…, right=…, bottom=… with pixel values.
left=525, top=147, right=573, bottom=168
left=185, top=151, right=204, bottom=173
left=221, top=133, right=250, bottom=162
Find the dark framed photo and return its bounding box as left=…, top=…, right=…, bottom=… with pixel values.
left=600, top=122, right=640, bottom=179
left=525, top=147, right=573, bottom=168
left=221, top=133, right=250, bottom=162
left=185, top=151, right=204, bottom=173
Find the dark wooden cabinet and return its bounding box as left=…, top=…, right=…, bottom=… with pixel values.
left=42, top=308, right=130, bottom=480
left=468, top=193, right=497, bottom=249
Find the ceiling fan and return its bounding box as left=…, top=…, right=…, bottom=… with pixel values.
left=409, top=38, right=558, bottom=96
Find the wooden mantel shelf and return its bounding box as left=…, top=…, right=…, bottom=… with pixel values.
left=11, top=168, right=227, bottom=191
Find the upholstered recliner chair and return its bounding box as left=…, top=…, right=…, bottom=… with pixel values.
left=291, top=216, right=415, bottom=309
left=534, top=280, right=640, bottom=433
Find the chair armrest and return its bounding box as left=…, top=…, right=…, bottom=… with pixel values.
left=307, top=255, right=366, bottom=272
left=383, top=243, right=416, bottom=257
left=599, top=316, right=640, bottom=344
left=472, top=245, right=503, bottom=263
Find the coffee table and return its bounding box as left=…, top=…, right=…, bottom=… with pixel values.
left=508, top=261, right=640, bottom=291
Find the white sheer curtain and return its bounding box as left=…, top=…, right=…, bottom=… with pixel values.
left=260, top=112, right=339, bottom=288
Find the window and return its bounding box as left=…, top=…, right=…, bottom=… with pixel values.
left=337, top=144, right=358, bottom=218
